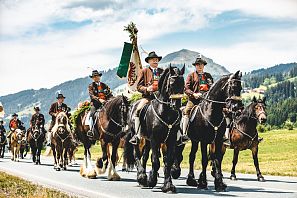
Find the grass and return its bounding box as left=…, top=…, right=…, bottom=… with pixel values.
left=75, top=129, right=297, bottom=177
left=0, top=171, right=76, bottom=198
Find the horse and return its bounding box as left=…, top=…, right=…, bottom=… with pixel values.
left=185, top=71, right=242, bottom=192
left=10, top=129, right=24, bottom=162
left=74, top=95, right=129, bottom=180
left=224, top=96, right=267, bottom=181
left=27, top=124, right=46, bottom=165
left=125, top=65, right=185, bottom=193
left=0, top=130, right=6, bottom=158
left=51, top=112, right=72, bottom=171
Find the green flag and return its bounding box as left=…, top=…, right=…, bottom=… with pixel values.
left=117, top=42, right=133, bottom=78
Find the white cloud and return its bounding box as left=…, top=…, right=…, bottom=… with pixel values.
left=0, top=0, right=296, bottom=95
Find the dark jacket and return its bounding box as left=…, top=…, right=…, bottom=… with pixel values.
left=185, top=71, right=213, bottom=102
left=49, top=102, right=69, bottom=121
left=0, top=125, right=6, bottom=135
left=30, top=113, right=45, bottom=127
left=88, top=81, right=113, bottom=109
left=137, top=67, right=164, bottom=98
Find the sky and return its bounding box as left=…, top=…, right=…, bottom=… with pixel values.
left=0, top=0, right=297, bottom=96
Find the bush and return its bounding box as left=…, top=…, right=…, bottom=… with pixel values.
left=284, top=120, right=294, bottom=130
left=129, top=92, right=142, bottom=103
left=257, top=124, right=266, bottom=133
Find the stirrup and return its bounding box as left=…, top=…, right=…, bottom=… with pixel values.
left=223, top=137, right=231, bottom=146
left=177, top=135, right=190, bottom=146
left=129, top=135, right=139, bottom=145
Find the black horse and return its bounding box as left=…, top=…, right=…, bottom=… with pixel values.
left=186, top=71, right=242, bottom=192
left=75, top=95, right=129, bottom=179
left=225, top=96, right=267, bottom=181
left=125, top=66, right=185, bottom=193
left=27, top=124, right=46, bottom=165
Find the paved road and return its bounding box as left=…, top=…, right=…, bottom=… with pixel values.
left=1, top=153, right=297, bottom=198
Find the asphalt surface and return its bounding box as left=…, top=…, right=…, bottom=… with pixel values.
left=0, top=152, right=297, bottom=198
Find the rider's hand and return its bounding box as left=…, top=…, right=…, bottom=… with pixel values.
left=99, top=99, right=106, bottom=103
left=147, top=85, right=154, bottom=92
left=193, top=93, right=202, bottom=99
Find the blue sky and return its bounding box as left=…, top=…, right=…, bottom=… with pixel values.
left=0, top=0, right=297, bottom=96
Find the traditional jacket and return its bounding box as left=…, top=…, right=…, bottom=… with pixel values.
left=9, top=119, right=22, bottom=131
left=30, top=113, right=45, bottom=127
left=49, top=102, right=69, bottom=121
left=137, top=67, right=164, bottom=99
left=185, top=71, right=213, bottom=101
left=88, top=81, right=112, bottom=105
left=0, top=125, right=6, bottom=135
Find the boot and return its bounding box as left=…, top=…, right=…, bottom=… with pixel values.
left=177, top=116, right=190, bottom=146
left=46, top=132, right=52, bottom=146
left=87, top=115, right=95, bottom=138
left=129, top=116, right=141, bottom=145
left=223, top=128, right=231, bottom=146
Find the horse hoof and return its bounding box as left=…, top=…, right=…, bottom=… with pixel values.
left=258, top=176, right=265, bottom=182
left=230, top=174, right=237, bottom=181
left=197, top=181, right=208, bottom=190
left=137, top=173, right=148, bottom=187
left=161, top=183, right=176, bottom=194
left=171, top=167, right=181, bottom=179
left=56, top=167, right=61, bottom=171
left=215, top=182, right=227, bottom=192
left=147, top=171, right=158, bottom=188
left=63, top=167, right=67, bottom=170
left=186, top=175, right=198, bottom=187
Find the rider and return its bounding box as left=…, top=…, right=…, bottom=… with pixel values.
left=7, top=113, right=23, bottom=149
left=129, top=51, right=163, bottom=145
left=29, top=106, right=46, bottom=137
left=181, top=55, right=213, bottom=144
left=0, top=119, right=6, bottom=140
left=87, top=70, right=113, bottom=135
left=47, top=93, right=71, bottom=146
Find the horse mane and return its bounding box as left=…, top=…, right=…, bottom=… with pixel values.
left=241, top=102, right=255, bottom=118
left=205, top=74, right=231, bottom=99
left=51, top=111, right=71, bottom=133
left=104, top=95, right=125, bottom=116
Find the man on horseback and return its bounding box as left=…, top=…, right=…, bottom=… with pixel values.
left=87, top=70, right=113, bottom=135
left=0, top=119, right=6, bottom=140
left=7, top=113, right=23, bottom=149
left=29, top=107, right=46, bottom=137
left=47, top=93, right=71, bottom=146
left=181, top=55, right=213, bottom=144
left=129, top=51, right=163, bottom=145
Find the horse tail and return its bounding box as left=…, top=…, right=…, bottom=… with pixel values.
left=123, top=131, right=135, bottom=170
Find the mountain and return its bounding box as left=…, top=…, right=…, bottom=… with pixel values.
left=0, top=49, right=229, bottom=127
left=159, top=49, right=229, bottom=79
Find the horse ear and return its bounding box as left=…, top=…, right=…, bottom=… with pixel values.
left=234, top=70, right=240, bottom=78
left=122, top=94, right=128, bottom=104
left=169, top=64, right=174, bottom=75
left=238, top=71, right=242, bottom=78
left=252, top=96, right=257, bottom=103
left=180, top=64, right=185, bottom=75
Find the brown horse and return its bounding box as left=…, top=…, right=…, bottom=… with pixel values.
left=10, top=129, right=24, bottom=161
left=51, top=112, right=73, bottom=171
left=74, top=95, right=129, bottom=180
left=222, top=96, right=267, bottom=181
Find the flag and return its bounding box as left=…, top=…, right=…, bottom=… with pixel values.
left=127, top=42, right=142, bottom=91
left=117, top=42, right=133, bottom=78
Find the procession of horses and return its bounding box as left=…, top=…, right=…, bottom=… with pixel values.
left=0, top=53, right=268, bottom=194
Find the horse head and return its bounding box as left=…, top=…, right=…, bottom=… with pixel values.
left=32, top=124, right=41, bottom=139
left=52, top=112, right=71, bottom=135
left=158, top=64, right=185, bottom=109
left=251, top=96, right=267, bottom=124
left=14, top=129, right=24, bottom=144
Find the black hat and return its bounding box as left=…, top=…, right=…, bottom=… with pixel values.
left=145, top=51, right=162, bottom=63
left=192, top=55, right=207, bottom=66
left=56, top=93, right=66, bottom=99
left=89, top=70, right=102, bottom=78
left=12, top=113, right=18, bottom=117
left=34, top=106, right=40, bottom=111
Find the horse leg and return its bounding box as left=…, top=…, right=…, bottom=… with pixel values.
left=198, top=141, right=208, bottom=190
left=210, top=141, right=227, bottom=192
left=95, top=141, right=109, bottom=174
left=171, top=144, right=184, bottom=179
left=56, top=146, right=61, bottom=171
left=161, top=138, right=176, bottom=193
left=108, top=141, right=121, bottom=181
left=52, top=145, right=57, bottom=169
left=63, top=146, right=68, bottom=170
left=32, top=146, right=37, bottom=164
left=186, top=141, right=199, bottom=187
left=142, top=141, right=151, bottom=175
left=147, top=140, right=160, bottom=188
left=252, top=145, right=265, bottom=182
left=230, top=149, right=239, bottom=180
left=135, top=142, right=147, bottom=186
